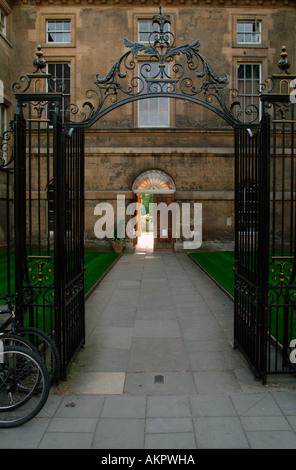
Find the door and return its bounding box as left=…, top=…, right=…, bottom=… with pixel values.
left=154, top=194, right=175, bottom=251
left=133, top=193, right=142, bottom=247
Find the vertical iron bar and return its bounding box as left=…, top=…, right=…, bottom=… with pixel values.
left=290, top=111, right=294, bottom=255
left=281, top=122, right=286, bottom=255
left=258, top=107, right=270, bottom=383
left=53, top=113, right=65, bottom=376
left=28, top=106, right=32, bottom=255
left=6, top=170, right=10, bottom=293
left=14, top=110, right=26, bottom=322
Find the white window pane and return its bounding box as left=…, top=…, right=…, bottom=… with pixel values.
left=138, top=19, right=170, bottom=43
left=138, top=63, right=170, bottom=127
left=46, top=20, right=71, bottom=43
left=47, top=22, right=55, bottom=31
left=237, top=22, right=245, bottom=33
left=63, top=32, right=71, bottom=42
left=237, top=63, right=261, bottom=122
left=237, top=33, right=244, bottom=43
left=237, top=20, right=261, bottom=44
left=244, top=23, right=253, bottom=33
left=139, top=32, right=148, bottom=42
left=47, top=63, right=71, bottom=119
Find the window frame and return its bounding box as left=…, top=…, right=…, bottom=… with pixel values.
left=0, top=104, right=6, bottom=136
left=0, top=7, right=6, bottom=37
left=237, top=20, right=262, bottom=45
left=133, top=13, right=176, bottom=128
left=46, top=62, right=71, bottom=121
left=39, top=13, right=76, bottom=49
left=46, top=19, right=71, bottom=45
left=137, top=62, right=170, bottom=128
left=232, top=14, right=267, bottom=49
left=0, top=0, right=11, bottom=43
left=138, top=18, right=170, bottom=44
left=236, top=62, right=261, bottom=123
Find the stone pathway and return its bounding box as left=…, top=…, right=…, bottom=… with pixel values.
left=1, top=252, right=296, bottom=449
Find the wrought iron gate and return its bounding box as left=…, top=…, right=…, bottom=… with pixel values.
left=0, top=51, right=86, bottom=378
left=234, top=117, right=270, bottom=380
left=1, top=7, right=295, bottom=382
left=234, top=49, right=296, bottom=382
left=54, top=119, right=85, bottom=376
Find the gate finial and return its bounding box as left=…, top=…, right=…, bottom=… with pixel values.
left=278, top=45, right=291, bottom=74
left=152, top=3, right=171, bottom=32
left=33, top=45, right=47, bottom=73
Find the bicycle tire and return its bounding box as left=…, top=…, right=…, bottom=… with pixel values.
left=1, top=334, right=39, bottom=355
left=0, top=345, right=44, bottom=408
left=0, top=334, right=45, bottom=393
left=15, top=327, right=60, bottom=386
left=0, top=345, right=50, bottom=428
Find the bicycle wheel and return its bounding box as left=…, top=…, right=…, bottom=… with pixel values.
left=1, top=334, right=39, bottom=355
left=0, top=345, right=50, bottom=428
left=0, top=334, right=45, bottom=392
left=15, top=327, right=60, bottom=386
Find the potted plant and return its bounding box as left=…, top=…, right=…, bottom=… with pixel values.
left=111, top=226, right=125, bottom=253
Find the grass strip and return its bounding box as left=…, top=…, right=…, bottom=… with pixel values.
left=84, top=251, right=120, bottom=294
left=0, top=251, right=120, bottom=297
left=190, top=251, right=235, bottom=296
left=189, top=250, right=296, bottom=345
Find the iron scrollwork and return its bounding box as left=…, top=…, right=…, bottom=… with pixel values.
left=27, top=255, right=55, bottom=306
left=235, top=276, right=258, bottom=305
left=0, top=127, right=14, bottom=169
left=11, top=10, right=296, bottom=128
left=268, top=256, right=295, bottom=306
left=65, top=276, right=84, bottom=305
left=63, top=4, right=259, bottom=126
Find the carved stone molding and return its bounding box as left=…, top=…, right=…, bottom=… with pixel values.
left=21, top=0, right=292, bottom=6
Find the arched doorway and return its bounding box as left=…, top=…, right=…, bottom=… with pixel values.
left=132, top=169, right=176, bottom=251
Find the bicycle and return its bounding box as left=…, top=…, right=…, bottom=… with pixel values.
left=0, top=344, right=50, bottom=427
left=0, top=291, right=60, bottom=386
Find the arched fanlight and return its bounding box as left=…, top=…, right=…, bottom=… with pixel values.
left=132, top=169, right=175, bottom=194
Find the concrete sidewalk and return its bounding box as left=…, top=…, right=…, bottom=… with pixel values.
left=1, top=251, right=296, bottom=449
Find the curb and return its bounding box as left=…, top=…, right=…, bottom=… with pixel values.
left=85, top=252, right=123, bottom=300
left=187, top=252, right=234, bottom=302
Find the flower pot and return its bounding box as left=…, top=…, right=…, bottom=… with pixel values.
left=111, top=240, right=124, bottom=253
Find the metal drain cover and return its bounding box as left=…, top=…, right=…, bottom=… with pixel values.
left=154, top=375, right=164, bottom=384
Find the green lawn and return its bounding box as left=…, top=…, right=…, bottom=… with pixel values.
left=0, top=250, right=120, bottom=337
left=190, top=251, right=235, bottom=296
left=84, top=251, right=120, bottom=294
left=0, top=251, right=120, bottom=298
left=190, top=251, right=296, bottom=345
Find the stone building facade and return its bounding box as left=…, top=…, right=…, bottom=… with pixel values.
left=0, top=0, right=295, bottom=251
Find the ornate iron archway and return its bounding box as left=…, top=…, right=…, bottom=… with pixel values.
left=60, top=5, right=259, bottom=128
left=1, top=5, right=295, bottom=381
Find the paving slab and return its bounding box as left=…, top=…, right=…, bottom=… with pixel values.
left=193, top=416, right=250, bottom=449
left=92, top=418, right=145, bottom=449
left=124, top=371, right=198, bottom=395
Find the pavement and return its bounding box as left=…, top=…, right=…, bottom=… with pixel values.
left=1, top=251, right=296, bottom=450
